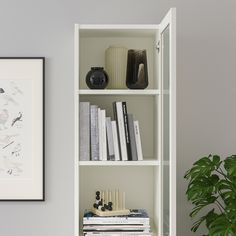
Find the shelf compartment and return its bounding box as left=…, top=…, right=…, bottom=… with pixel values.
left=79, top=95, right=159, bottom=161
left=79, top=166, right=159, bottom=236
left=79, top=33, right=159, bottom=90
left=78, top=89, right=160, bottom=95
left=79, top=160, right=160, bottom=166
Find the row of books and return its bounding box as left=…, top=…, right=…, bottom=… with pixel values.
left=79, top=102, right=143, bottom=161
left=83, top=209, right=151, bottom=235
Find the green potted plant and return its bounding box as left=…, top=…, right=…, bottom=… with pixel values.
left=184, top=154, right=236, bottom=235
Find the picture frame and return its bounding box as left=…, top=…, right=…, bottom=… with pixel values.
left=0, top=57, right=45, bottom=201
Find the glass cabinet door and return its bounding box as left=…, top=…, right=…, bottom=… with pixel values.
left=159, top=8, right=176, bottom=236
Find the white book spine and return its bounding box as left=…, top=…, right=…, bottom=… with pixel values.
left=111, top=121, right=120, bottom=161
left=83, top=225, right=150, bottom=229
left=116, top=102, right=128, bottom=161
left=79, top=102, right=90, bottom=161
left=134, top=121, right=143, bottom=161
left=83, top=218, right=150, bottom=225
left=101, top=110, right=107, bottom=161
left=90, top=105, right=99, bottom=161
left=98, top=108, right=102, bottom=161
left=106, top=117, right=115, bottom=161
left=85, top=233, right=151, bottom=236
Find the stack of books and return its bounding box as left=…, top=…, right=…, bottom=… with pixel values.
left=83, top=209, right=151, bottom=235
left=79, top=101, right=143, bottom=161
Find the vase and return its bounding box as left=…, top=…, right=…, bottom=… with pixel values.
left=105, top=45, right=128, bottom=89
left=86, top=67, right=109, bottom=89
left=126, top=49, right=148, bottom=89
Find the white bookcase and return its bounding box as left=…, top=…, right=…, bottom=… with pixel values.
left=74, top=8, right=176, bottom=236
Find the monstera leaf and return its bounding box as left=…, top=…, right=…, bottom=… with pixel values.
left=186, top=175, right=219, bottom=201
left=208, top=215, right=236, bottom=236
left=190, top=196, right=218, bottom=218
left=205, top=209, right=219, bottom=229
left=216, top=179, right=236, bottom=205
left=191, top=209, right=218, bottom=233
left=185, top=154, right=236, bottom=235
left=225, top=201, right=236, bottom=222
left=224, top=155, right=236, bottom=177
left=184, top=155, right=221, bottom=182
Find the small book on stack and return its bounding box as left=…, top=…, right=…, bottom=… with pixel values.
left=83, top=209, right=151, bottom=235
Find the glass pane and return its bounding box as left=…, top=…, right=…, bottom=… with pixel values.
left=162, top=25, right=170, bottom=236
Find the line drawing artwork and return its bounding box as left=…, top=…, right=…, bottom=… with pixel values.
left=2, top=141, right=14, bottom=149
left=11, top=112, right=23, bottom=127
left=0, top=88, right=18, bottom=106
left=0, top=80, right=32, bottom=178
left=10, top=82, right=23, bottom=96
left=0, top=109, right=9, bottom=130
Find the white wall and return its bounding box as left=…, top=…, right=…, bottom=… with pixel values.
left=0, top=0, right=236, bottom=236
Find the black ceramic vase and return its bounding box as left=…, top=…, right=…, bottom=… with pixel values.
left=126, top=49, right=148, bottom=89
left=86, top=67, right=109, bottom=89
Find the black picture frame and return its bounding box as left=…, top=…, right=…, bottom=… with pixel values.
left=0, top=57, right=45, bottom=201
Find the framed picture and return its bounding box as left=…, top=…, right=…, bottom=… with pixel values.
left=0, top=57, right=44, bottom=201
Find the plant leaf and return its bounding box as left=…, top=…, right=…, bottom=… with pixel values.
left=213, top=155, right=221, bottom=168
left=205, top=209, right=218, bottom=229
left=224, top=155, right=236, bottom=177
left=208, top=214, right=236, bottom=236
left=221, top=191, right=236, bottom=205
left=190, top=197, right=218, bottom=218
left=191, top=215, right=207, bottom=232
left=186, top=178, right=213, bottom=201
left=186, top=175, right=219, bottom=201
left=225, top=201, right=236, bottom=221
left=184, top=155, right=219, bottom=182
left=216, top=179, right=236, bottom=200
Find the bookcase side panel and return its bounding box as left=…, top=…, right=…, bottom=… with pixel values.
left=74, top=24, right=80, bottom=236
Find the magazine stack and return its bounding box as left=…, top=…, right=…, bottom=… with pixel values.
left=83, top=209, right=152, bottom=235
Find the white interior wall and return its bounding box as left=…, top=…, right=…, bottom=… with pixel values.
left=0, top=0, right=236, bottom=236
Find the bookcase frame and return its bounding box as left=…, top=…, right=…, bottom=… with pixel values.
left=74, top=8, right=176, bottom=236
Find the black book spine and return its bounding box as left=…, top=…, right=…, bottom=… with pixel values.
left=122, top=102, right=132, bottom=161
left=112, top=102, right=121, bottom=160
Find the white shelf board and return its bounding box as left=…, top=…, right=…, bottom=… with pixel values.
left=78, top=89, right=160, bottom=96
left=79, top=160, right=160, bottom=166
left=78, top=24, right=159, bottom=38
left=79, top=24, right=159, bottom=30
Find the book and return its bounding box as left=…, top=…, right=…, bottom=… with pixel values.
left=133, top=121, right=143, bottom=161
left=98, top=109, right=107, bottom=161
left=79, top=102, right=90, bottom=161
left=106, top=117, right=115, bottom=161
left=122, top=102, right=132, bottom=161
left=83, top=225, right=150, bottom=230
left=90, top=105, right=99, bottom=161
left=113, top=102, right=128, bottom=161
left=83, top=209, right=151, bottom=236
left=111, top=121, right=120, bottom=161
left=83, top=209, right=149, bottom=225
left=85, top=233, right=151, bottom=236
left=101, top=110, right=107, bottom=161
left=98, top=108, right=102, bottom=161
left=83, top=225, right=150, bottom=232
left=127, top=114, right=138, bottom=161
